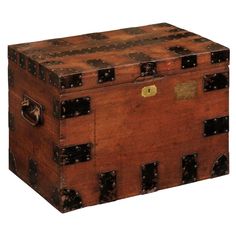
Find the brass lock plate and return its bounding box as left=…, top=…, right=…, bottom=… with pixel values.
left=141, top=85, right=157, bottom=98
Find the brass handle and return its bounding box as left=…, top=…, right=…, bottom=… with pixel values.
left=21, top=95, right=43, bottom=126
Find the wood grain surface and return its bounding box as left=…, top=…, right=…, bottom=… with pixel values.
left=8, top=23, right=229, bottom=212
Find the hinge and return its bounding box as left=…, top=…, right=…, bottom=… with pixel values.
left=211, top=50, right=229, bottom=64
left=53, top=143, right=92, bottom=165
left=51, top=188, right=83, bottom=212
left=182, top=153, right=198, bottom=184
left=203, top=72, right=229, bottom=92
left=53, top=96, right=91, bottom=119
left=99, top=171, right=117, bottom=204
left=203, top=116, right=229, bottom=137
left=141, top=162, right=158, bottom=194
left=211, top=155, right=229, bottom=178
left=28, top=159, right=38, bottom=188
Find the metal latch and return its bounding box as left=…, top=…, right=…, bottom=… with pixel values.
left=140, top=62, right=157, bottom=77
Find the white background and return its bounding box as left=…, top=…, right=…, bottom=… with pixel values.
left=0, top=0, right=235, bottom=235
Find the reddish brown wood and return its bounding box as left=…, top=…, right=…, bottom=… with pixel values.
left=8, top=23, right=229, bottom=212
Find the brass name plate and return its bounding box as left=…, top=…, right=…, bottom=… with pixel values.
left=175, top=80, right=197, bottom=100
left=141, top=85, right=157, bottom=98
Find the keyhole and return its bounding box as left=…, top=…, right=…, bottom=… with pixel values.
left=148, top=88, right=151, bottom=93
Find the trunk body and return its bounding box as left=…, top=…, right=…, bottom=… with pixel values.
left=8, top=23, right=229, bottom=212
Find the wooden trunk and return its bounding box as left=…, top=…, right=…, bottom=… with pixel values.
left=8, top=23, right=229, bottom=213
